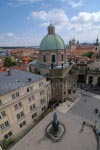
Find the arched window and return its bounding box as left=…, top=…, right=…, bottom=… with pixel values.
left=95, top=47, right=97, bottom=51
left=97, top=77, right=100, bottom=87
left=78, top=75, right=85, bottom=83
left=62, top=54, right=64, bottom=61
left=43, top=55, right=46, bottom=62
left=88, top=76, right=93, bottom=84
left=51, top=55, right=55, bottom=62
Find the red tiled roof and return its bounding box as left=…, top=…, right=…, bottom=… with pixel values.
left=13, top=65, right=27, bottom=71
left=72, top=49, right=94, bottom=55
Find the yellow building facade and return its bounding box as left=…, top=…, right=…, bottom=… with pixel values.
left=0, top=69, right=51, bottom=142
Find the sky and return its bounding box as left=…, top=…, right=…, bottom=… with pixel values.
left=0, top=0, right=100, bottom=46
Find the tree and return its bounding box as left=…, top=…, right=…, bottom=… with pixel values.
left=3, top=56, right=16, bottom=67
left=82, top=52, right=94, bottom=58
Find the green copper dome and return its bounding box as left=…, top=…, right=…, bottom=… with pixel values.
left=40, top=24, right=65, bottom=51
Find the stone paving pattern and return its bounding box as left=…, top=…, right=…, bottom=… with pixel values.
left=11, top=111, right=97, bottom=150
left=11, top=90, right=100, bottom=150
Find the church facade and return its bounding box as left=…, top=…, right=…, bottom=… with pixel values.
left=29, top=24, right=77, bottom=103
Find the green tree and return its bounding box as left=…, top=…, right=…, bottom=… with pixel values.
left=82, top=52, right=93, bottom=58
left=3, top=56, right=16, bottom=67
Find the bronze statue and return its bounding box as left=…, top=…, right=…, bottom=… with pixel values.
left=52, top=112, right=59, bottom=133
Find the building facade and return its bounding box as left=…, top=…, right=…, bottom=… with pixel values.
left=28, top=24, right=77, bottom=103
left=0, top=69, right=51, bottom=143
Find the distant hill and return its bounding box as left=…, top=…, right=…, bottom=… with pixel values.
left=0, top=46, right=40, bottom=49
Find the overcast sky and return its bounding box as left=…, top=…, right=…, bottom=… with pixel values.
left=0, top=0, right=100, bottom=46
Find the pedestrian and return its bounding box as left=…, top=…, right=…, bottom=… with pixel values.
left=83, top=121, right=85, bottom=125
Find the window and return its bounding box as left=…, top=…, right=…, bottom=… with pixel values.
left=27, top=88, right=29, bottom=92
left=69, top=70, right=72, bottom=75
left=19, top=102, right=22, bottom=107
left=0, top=100, right=2, bottom=106
left=27, top=86, right=33, bottom=92
left=17, top=111, right=24, bottom=120
left=15, top=104, right=18, bottom=110
left=0, top=124, right=5, bottom=130
left=51, top=55, right=55, bottom=62
left=19, top=121, right=26, bottom=128
left=68, top=89, right=71, bottom=94
left=5, top=121, right=9, bottom=127
left=62, top=54, right=64, bottom=61
left=40, top=90, right=44, bottom=95
left=32, top=113, right=37, bottom=119
left=4, top=131, right=12, bottom=140
left=30, top=104, right=36, bottom=111
left=4, top=134, right=8, bottom=139
left=42, top=106, right=46, bottom=111
left=39, top=82, right=43, bottom=87
left=43, top=55, right=46, bottom=62
left=40, top=98, right=45, bottom=104
left=0, top=121, right=10, bottom=130
left=30, top=86, right=33, bottom=91
left=1, top=111, right=6, bottom=117
left=14, top=102, right=22, bottom=110
left=8, top=131, right=12, bottom=136
left=16, top=92, right=19, bottom=97
left=12, top=92, right=19, bottom=100
left=12, top=94, right=16, bottom=100
left=28, top=95, right=34, bottom=102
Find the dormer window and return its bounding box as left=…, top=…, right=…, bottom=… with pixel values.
left=16, top=80, right=20, bottom=83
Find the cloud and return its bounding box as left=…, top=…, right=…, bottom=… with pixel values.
left=7, top=33, right=14, bottom=37
left=29, top=9, right=100, bottom=43
left=30, top=9, right=69, bottom=29
left=1, top=9, right=100, bottom=46
left=71, top=11, right=100, bottom=23
left=8, top=0, right=41, bottom=7
left=68, top=11, right=100, bottom=41
left=17, top=0, right=41, bottom=5
left=68, top=0, right=83, bottom=8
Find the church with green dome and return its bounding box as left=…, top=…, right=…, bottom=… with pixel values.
left=29, top=24, right=77, bottom=103
left=40, top=24, right=65, bottom=51
left=39, top=24, right=66, bottom=67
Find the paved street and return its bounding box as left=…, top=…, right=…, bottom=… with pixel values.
left=11, top=111, right=97, bottom=150
left=11, top=90, right=98, bottom=150
left=69, top=90, right=100, bottom=126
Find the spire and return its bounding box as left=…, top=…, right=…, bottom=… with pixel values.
left=96, top=37, right=99, bottom=45
left=48, top=23, right=55, bottom=34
